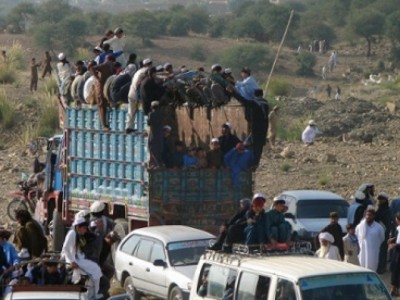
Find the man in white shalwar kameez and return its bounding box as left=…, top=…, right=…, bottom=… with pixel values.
left=301, top=120, right=321, bottom=145
left=61, top=217, right=103, bottom=300
left=315, top=232, right=341, bottom=261
left=355, top=208, right=385, bottom=271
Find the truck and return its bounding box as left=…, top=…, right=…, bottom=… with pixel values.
left=37, top=102, right=253, bottom=251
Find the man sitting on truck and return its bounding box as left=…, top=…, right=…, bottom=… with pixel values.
left=218, top=123, right=241, bottom=157
left=245, top=194, right=268, bottom=245
left=265, top=197, right=292, bottom=248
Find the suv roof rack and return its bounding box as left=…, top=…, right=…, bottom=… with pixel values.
left=203, top=241, right=313, bottom=265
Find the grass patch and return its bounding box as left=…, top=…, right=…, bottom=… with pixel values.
left=37, top=92, right=59, bottom=137
left=319, top=169, right=331, bottom=186
left=16, top=125, right=39, bottom=147
left=280, top=163, right=291, bottom=173
left=7, top=42, right=25, bottom=70
left=41, top=77, right=59, bottom=95
left=268, top=78, right=292, bottom=97
left=0, top=64, right=17, bottom=84
left=0, top=91, right=16, bottom=129
left=75, top=47, right=92, bottom=62
left=277, top=119, right=303, bottom=142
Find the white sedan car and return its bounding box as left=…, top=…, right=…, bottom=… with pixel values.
left=114, top=225, right=215, bottom=300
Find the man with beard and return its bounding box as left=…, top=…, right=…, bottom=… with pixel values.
left=355, top=208, right=385, bottom=271
left=315, top=232, right=341, bottom=260
left=317, top=212, right=344, bottom=260
left=375, top=192, right=393, bottom=274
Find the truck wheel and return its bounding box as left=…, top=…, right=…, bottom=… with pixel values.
left=123, top=276, right=140, bottom=300
left=7, top=198, right=28, bottom=221
left=111, top=218, right=129, bottom=263
left=169, top=286, right=183, bottom=300
left=51, top=209, right=65, bottom=252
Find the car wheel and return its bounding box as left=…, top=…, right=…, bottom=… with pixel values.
left=123, top=276, right=140, bottom=300
left=169, top=286, right=183, bottom=300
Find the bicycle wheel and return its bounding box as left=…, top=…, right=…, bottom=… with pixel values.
left=7, top=198, right=28, bottom=221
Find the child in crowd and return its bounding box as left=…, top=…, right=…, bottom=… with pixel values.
left=343, top=224, right=360, bottom=265
left=196, top=147, right=207, bottom=168
left=206, top=138, right=223, bottom=169
left=183, top=147, right=198, bottom=169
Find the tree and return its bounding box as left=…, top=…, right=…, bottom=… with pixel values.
left=349, top=9, right=384, bottom=57
left=184, top=5, right=209, bottom=34
left=219, top=44, right=272, bottom=74
left=32, top=22, right=59, bottom=52
left=5, top=2, right=36, bottom=33
left=57, top=15, right=88, bottom=54
left=296, top=52, right=316, bottom=76
left=385, top=11, right=400, bottom=63
left=167, top=14, right=190, bottom=37
left=121, top=11, right=159, bottom=45
left=33, top=0, right=76, bottom=25
left=227, top=17, right=265, bottom=41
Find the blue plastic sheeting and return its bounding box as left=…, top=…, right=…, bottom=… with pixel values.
left=65, top=108, right=148, bottom=205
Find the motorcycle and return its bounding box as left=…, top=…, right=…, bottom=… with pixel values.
left=7, top=179, right=42, bottom=221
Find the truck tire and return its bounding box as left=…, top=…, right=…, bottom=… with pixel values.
left=51, top=209, right=65, bottom=252
left=111, top=218, right=129, bottom=263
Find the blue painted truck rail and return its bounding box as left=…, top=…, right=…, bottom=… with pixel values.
left=64, top=106, right=252, bottom=231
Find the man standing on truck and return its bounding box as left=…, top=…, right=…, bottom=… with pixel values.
left=148, top=101, right=164, bottom=168
left=235, top=88, right=269, bottom=168
left=91, top=55, right=116, bottom=130
left=126, top=58, right=153, bottom=133
left=235, top=67, right=259, bottom=101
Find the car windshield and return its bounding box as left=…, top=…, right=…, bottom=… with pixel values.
left=167, top=239, right=211, bottom=266
left=297, top=199, right=348, bottom=218
left=300, top=273, right=390, bottom=300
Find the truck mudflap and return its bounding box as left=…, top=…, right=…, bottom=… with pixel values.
left=149, top=169, right=252, bottom=233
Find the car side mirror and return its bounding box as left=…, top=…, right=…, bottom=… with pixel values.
left=153, top=259, right=167, bottom=267
left=285, top=212, right=295, bottom=220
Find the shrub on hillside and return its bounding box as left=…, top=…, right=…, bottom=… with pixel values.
left=0, top=92, right=16, bottom=129
left=189, top=44, right=206, bottom=62
left=219, top=44, right=272, bottom=74
left=37, top=92, right=59, bottom=137
left=296, top=52, right=316, bottom=76
left=268, top=79, right=291, bottom=97
left=0, top=64, right=17, bottom=84
left=7, top=42, right=25, bottom=70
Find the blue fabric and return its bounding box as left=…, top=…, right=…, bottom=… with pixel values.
left=224, top=148, right=253, bottom=186
left=244, top=210, right=267, bottom=244
left=183, top=155, right=197, bottom=168
left=98, top=50, right=124, bottom=65
left=1, top=241, right=20, bottom=266
left=235, top=76, right=259, bottom=101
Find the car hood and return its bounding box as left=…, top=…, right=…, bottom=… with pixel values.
left=296, top=218, right=347, bottom=233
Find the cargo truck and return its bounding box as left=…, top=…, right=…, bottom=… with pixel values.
left=37, top=103, right=253, bottom=251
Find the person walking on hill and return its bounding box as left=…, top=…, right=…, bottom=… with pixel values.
left=335, top=86, right=341, bottom=100
left=326, top=84, right=332, bottom=98
left=30, top=58, right=41, bottom=92
left=41, top=51, right=52, bottom=79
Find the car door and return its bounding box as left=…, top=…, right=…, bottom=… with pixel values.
left=116, top=234, right=140, bottom=283
left=131, top=238, right=154, bottom=293
left=145, top=241, right=168, bottom=298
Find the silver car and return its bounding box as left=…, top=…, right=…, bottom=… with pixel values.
left=114, top=225, right=215, bottom=300
left=276, top=190, right=349, bottom=247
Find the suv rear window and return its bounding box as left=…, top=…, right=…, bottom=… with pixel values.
left=197, top=263, right=237, bottom=299
left=297, top=200, right=348, bottom=218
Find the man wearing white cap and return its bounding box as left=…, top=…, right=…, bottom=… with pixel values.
left=315, top=232, right=341, bottom=260
left=126, top=58, right=153, bottom=133
left=301, top=119, right=321, bottom=145
left=56, top=52, right=73, bottom=98
left=206, top=138, right=223, bottom=169
left=61, top=217, right=103, bottom=299
left=355, top=208, right=385, bottom=271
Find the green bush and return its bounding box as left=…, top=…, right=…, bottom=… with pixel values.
left=0, top=64, right=17, bottom=84
left=41, top=77, right=59, bottom=95
left=189, top=44, right=206, bottom=62
left=219, top=44, right=272, bottom=73
left=296, top=52, right=316, bottom=76
left=268, top=79, right=291, bottom=97
left=280, top=163, right=291, bottom=173
left=0, top=92, right=16, bottom=128
left=277, top=119, right=304, bottom=141
left=37, top=92, right=59, bottom=137
left=7, top=42, right=25, bottom=70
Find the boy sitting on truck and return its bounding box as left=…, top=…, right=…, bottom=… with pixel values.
left=244, top=194, right=268, bottom=246
left=265, top=197, right=292, bottom=248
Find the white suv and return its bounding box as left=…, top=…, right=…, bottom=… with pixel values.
left=114, top=225, right=215, bottom=300
left=276, top=190, right=349, bottom=247
left=190, top=250, right=391, bottom=300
